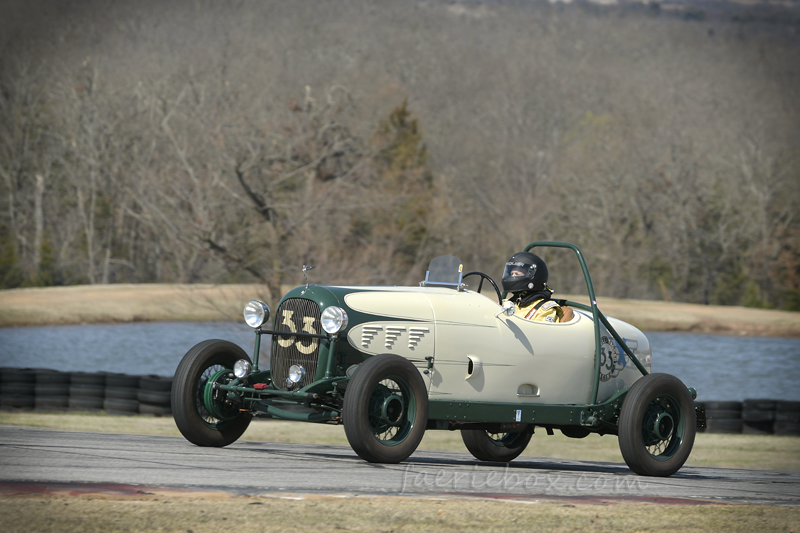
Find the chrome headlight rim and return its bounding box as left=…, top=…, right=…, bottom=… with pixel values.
left=321, top=306, right=349, bottom=335
left=287, top=364, right=306, bottom=388
left=233, top=359, right=252, bottom=379
left=243, top=300, right=270, bottom=329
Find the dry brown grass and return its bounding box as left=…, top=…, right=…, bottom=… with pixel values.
left=2, top=492, right=799, bottom=533
left=2, top=412, right=798, bottom=472
left=1, top=284, right=799, bottom=336
left=0, top=284, right=271, bottom=327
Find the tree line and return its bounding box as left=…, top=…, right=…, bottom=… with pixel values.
left=1, top=0, right=798, bottom=309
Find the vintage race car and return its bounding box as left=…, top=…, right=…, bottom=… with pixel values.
left=172, top=241, right=702, bottom=477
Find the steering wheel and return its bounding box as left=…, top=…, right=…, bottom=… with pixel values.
left=462, top=271, right=503, bottom=305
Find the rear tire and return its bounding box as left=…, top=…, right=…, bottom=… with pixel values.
left=461, top=429, right=531, bottom=462
left=171, top=339, right=252, bottom=447
left=618, top=373, right=696, bottom=477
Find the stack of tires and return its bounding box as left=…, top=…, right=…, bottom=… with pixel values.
left=68, top=372, right=106, bottom=412
left=698, top=400, right=742, bottom=434
left=103, top=373, right=140, bottom=415
left=0, top=368, right=36, bottom=410
left=137, top=375, right=173, bottom=416
left=35, top=369, right=69, bottom=411
left=741, top=399, right=776, bottom=435
left=775, top=401, right=800, bottom=436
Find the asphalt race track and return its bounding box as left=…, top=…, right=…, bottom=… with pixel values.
left=1, top=426, right=798, bottom=505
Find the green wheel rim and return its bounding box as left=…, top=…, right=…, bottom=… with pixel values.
left=367, top=375, right=416, bottom=446
left=641, top=393, right=685, bottom=461
left=197, top=365, right=240, bottom=430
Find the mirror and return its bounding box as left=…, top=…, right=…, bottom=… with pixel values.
left=496, top=300, right=515, bottom=318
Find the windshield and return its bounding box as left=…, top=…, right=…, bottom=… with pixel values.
left=422, top=255, right=463, bottom=287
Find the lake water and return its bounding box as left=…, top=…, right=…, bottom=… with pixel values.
left=1, top=323, right=798, bottom=401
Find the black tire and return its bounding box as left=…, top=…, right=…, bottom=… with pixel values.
left=140, top=375, right=173, bottom=391
left=105, top=387, right=138, bottom=400
left=1, top=369, right=36, bottom=384
left=70, top=372, right=105, bottom=386
left=1, top=395, right=35, bottom=409
left=774, top=421, right=800, bottom=436
left=703, top=401, right=742, bottom=411
left=35, top=396, right=69, bottom=411
left=706, top=418, right=742, bottom=434
left=140, top=403, right=172, bottom=417
left=343, top=354, right=428, bottom=463
left=743, top=399, right=776, bottom=411
left=3, top=383, right=35, bottom=396
left=106, top=373, right=140, bottom=388
left=776, top=401, right=800, bottom=413
left=618, top=373, right=696, bottom=477
left=171, top=339, right=252, bottom=447
left=36, top=370, right=66, bottom=385
left=705, top=409, right=742, bottom=420
left=742, top=409, right=775, bottom=422
left=35, top=384, right=70, bottom=397
left=742, top=421, right=774, bottom=435
left=69, top=384, right=105, bottom=398
left=561, top=426, right=592, bottom=439
left=461, top=429, right=532, bottom=462
left=68, top=396, right=104, bottom=411
left=137, top=389, right=171, bottom=406
left=775, top=411, right=800, bottom=423
left=104, top=398, right=140, bottom=414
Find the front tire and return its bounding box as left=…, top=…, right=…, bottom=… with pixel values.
left=172, top=339, right=252, bottom=447
left=618, top=373, right=696, bottom=476
left=461, top=429, right=532, bottom=462
left=343, top=354, right=428, bottom=463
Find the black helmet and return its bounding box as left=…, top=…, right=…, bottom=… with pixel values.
left=502, top=252, right=548, bottom=293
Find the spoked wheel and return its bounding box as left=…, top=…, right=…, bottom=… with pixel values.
left=171, top=339, right=252, bottom=447
left=461, top=428, right=532, bottom=462
left=618, top=373, right=696, bottom=477
left=343, top=354, right=428, bottom=463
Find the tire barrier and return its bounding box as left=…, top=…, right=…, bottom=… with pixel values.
left=0, top=368, right=36, bottom=409
left=698, top=400, right=742, bottom=434
left=695, top=400, right=800, bottom=436
left=1, top=366, right=799, bottom=433
left=775, top=401, right=800, bottom=436
left=35, top=369, right=69, bottom=412
left=104, top=373, right=140, bottom=415
left=0, top=368, right=175, bottom=417
left=137, top=375, right=173, bottom=417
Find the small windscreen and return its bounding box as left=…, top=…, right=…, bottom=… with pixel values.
left=423, top=255, right=463, bottom=287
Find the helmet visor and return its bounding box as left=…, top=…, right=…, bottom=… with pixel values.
left=503, top=260, right=536, bottom=281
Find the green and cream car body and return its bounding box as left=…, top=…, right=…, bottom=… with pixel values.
left=172, top=241, right=703, bottom=477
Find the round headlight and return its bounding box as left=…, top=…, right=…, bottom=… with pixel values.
left=321, top=306, right=349, bottom=335
left=233, top=359, right=252, bottom=379
left=243, top=300, right=270, bottom=328
left=288, top=364, right=306, bottom=385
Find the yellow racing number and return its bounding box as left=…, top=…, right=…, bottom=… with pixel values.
left=277, top=310, right=320, bottom=354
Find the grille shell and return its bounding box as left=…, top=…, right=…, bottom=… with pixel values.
left=271, top=298, right=323, bottom=390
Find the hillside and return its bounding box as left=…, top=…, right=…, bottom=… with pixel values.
left=1, top=0, right=798, bottom=311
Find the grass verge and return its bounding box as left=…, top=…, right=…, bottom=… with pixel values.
left=2, top=411, right=799, bottom=472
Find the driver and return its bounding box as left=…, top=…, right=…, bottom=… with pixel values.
left=502, top=251, right=570, bottom=323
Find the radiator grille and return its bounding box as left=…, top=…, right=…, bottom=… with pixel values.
left=271, top=298, right=322, bottom=391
